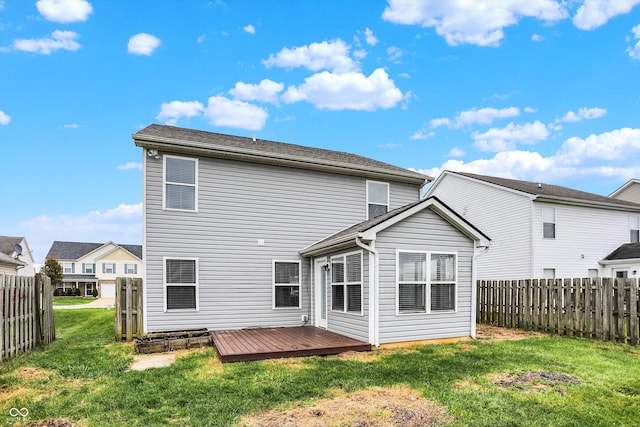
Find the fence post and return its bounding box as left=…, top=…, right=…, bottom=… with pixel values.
left=630, top=279, right=638, bottom=346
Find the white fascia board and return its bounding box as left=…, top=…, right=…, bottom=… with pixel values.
left=534, top=196, right=640, bottom=213
left=599, top=258, right=640, bottom=266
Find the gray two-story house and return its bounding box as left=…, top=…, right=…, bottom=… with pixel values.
left=134, top=125, right=489, bottom=346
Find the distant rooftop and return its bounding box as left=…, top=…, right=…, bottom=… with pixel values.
left=47, top=241, right=142, bottom=260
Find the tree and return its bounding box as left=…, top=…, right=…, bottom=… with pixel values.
left=41, top=257, right=63, bottom=286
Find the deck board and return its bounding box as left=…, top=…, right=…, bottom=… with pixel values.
left=211, top=327, right=371, bottom=362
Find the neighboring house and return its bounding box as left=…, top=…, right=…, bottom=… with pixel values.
left=600, top=242, right=640, bottom=279
left=0, top=236, right=35, bottom=276
left=427, top=171, right=640, bottom=281
left=134, top=124, right=490, bottom=346
left=610, top=179, right=640, bottom=204
left=46, top=241, right=142, bottom=297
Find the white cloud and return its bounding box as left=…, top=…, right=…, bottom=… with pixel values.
left=243, top=24, right=256, bottom=34
left=128, top=33, right=161, bottom=56
left=19, top=203, right=142, bottom=262
left=557, top=107, right=607, bottom=123
left=420, top=127, right=640, bottom=185
left=63, top=123, right=79, bottom=128
left=156, top=100, right=204, bottom=125
left=410, top=129, right=434, bottom=140
left=364, top=27, right=378, bottom=46
left=628, top=24, right=640, bottom=59
left=532, top=33, right=544, bottom=42
left=282, top=68, right=404, bottom=111
left=573, top=0, right=640, bottom=30
left=473, top=120, right=549, bottom=151
left=13, top=30, right=81, bottom=55
left=203, top=96, right=268, bottom=131
left=197, top=34, right=206, bottom=43
left=36, top=0, right=93, bottom=23
left=387, top=46, right=404, bottom=62
left=379, top=143, right=401, bottom=148
left=447, top=147, right=465, bottom=157
left=0, top=110, right=10, bottom=125
left=117, top=162, right=142, bottom=171
left=262, top=39, right=358, bottom=73
left=229, top=79, right=284, bottom=104
left=382, top=0, right=568, bottom=46
left=430, top=107, right=520, bottom=129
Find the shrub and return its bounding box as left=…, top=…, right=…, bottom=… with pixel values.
left=66, top=288, right=74, bottom=297
left=53, top=289, right=60, bottom=296
left=74, top=288, right=81, bottom=296
left=92, top=288, right=98, bottom=297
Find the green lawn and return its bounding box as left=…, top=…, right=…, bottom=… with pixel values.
left=1, top=310, right=639, bottom=426
left=52, top=297, right=97, bottom=306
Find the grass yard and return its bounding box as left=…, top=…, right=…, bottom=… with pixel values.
left=1, top=310, right=639, bottom=426
left=52, top=297, right=97, bottom=306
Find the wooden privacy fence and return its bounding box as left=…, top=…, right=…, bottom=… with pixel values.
left=1, top=273, right=55, bottom=360
left=477, top=278, right=639, bottom=345
left=115, top=277, right=143, bottom=342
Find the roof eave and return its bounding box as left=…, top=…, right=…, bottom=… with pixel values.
left=534, top=195, right=640, bottom=212
left=135, top=134, right=430, bottom=185
left=599, top=257, right=640, bottom=266
left=299, top=233, right=360, bottom=257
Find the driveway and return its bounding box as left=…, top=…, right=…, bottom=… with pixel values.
left=54, top=297, right=115, bottom=310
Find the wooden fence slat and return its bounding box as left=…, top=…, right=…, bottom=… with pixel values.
left=617, top=279, right=626, bottom=343
left=630, top=280, right=638, bottom=346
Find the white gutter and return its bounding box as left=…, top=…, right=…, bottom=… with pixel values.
left=471, top=243, right=490, bottom=339
left=355, top=237, right=379, bottom=347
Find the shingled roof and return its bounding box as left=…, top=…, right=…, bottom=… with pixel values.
left=0, top=236, right=23, bottom=257
left=450, top=171, right=640, bottom=210
left=134, top=124, right=431, bottom=185
left=602, top=243, right=640, bottom=261
left=47, top=241, right=142, bottom=260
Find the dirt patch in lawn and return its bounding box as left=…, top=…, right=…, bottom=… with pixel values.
left=476, top=324, right=544, bottom=341
left=27, top=419, right=77, bottom=427
left=238, top=385, right=453, bottom=427
left=493, top=371, right=581, bottom=395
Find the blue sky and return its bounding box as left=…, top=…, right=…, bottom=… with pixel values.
left=1, top=0, right=640, bottom=262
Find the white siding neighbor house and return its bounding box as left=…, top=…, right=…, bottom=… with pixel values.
left=427, top=171, right=640, bottom=281
left=46, top=241, right=143, bottom=297
left=0, top=236, right=35, bottom=275
left=610, top=179, right=640, bottom=204
left=135, top=125, right=490, bottom=346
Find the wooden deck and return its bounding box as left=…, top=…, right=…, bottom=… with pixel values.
left=211, top=327, right=371, bottom=362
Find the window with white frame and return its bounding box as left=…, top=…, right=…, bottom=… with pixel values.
left=82, top=263, right=95, bottom=274
left=273, top=261, right=300, bottom=308
left=397, top=251, right=457, bottom=314
left=543, top=206, right=556, bottom=238
left=543, top=268, right=556, bottom=279
left=124, top=263, right=137, bottom=274
left=164, top=155, right=197, bottom=211
left=367, top=181, right=389, bottom=220
left=588, top=269, right=598, bottom=279
left=630, top=215, right=639, bottom=243
left=165, top=258, right=198, bottom=310
left=62, top=262, right=74, bottom=274
left=331, top=252, right=362, bottom=314
left=102, top=263, right=116, bottom=274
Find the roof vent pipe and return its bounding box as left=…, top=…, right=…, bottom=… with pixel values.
left=538, top=183, right=542, bottom=189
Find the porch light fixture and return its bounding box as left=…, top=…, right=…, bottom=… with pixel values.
left=147, top=149, right=160, bottom=159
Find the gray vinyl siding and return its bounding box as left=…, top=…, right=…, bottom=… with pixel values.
left=430, top=174, right=532, bottom=279
left=376, top=208, right=475, bottom=344
left=613, top=183, right=640, bottom=204
left=325, top=248, right=369, bottom=342
left=144, top=151, right=418, bottom=332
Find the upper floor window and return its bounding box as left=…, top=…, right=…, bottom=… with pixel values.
left=62, top=262, right=74, bottom=274
left=397, top=251, right=456, bottom=314
left=82, top=263, right=95, bottom=274
left=367, top=181, right=389, bottom=220
left=124, top=263, right=137, bottom=274
left=165, top=258, right=198, bottom=310
left=630, top=215, right=639, bottom=243
left=330, top=252, right=362, bottom=314
left=273, top=261, right=301, bottom=309
left=164, top=155, right=197, bottom=211
left=103, top=263, right=116, bottom=274
left=543, top=206, right=556, bottom=239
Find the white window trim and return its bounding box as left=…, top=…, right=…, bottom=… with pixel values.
left=124, top=263, right=137, bottom=275
left=542, top=206, right=556, bottom=239
left=103, top=262, right=116, bottom=274
left=330, top=250, right=363, bottom=316
left=272, top=260, right=302, bottom=310
left=163, top=257, right=199, bottom=312
left=395, top=249, right=458, bottom=316
left=630, top=215, right=639, bottom=243
left=163, top=154, right=198, bottom=212
left=62, top=262, right=74, bottom=274
left=366, top=180, right=389, bottom=220
left=82, top=263, right=95, bottom=274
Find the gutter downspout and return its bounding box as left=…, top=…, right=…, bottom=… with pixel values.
left=356, top=236, right=379, bottom=347
left=471, top=243, right=490, bottom=339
